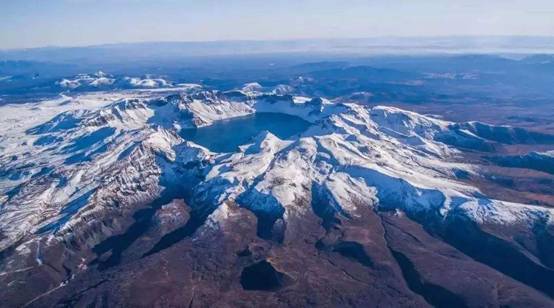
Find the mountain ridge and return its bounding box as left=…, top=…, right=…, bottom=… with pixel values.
left=0, top=86, right=553, bottom=306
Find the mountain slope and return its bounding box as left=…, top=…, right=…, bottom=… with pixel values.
left=0, top=86, right=553, bottom=307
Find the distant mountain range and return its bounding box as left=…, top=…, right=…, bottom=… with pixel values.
left=2, top=36, right=554, bottom=63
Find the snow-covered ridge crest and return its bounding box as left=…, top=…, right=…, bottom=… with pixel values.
left=57, top=71, right=175, bottom=91
left=1, top=87, right=553, bottom=255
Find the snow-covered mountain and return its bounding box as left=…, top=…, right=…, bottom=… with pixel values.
left=1, top=85, right=553, bottom=306
left=56, top=71, right=176, bottom=91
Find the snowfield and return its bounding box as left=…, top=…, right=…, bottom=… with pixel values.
left=0, top=85, right=553, bottom=257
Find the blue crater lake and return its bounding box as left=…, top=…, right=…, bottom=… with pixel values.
left=180, top=113, right=311, bottom=152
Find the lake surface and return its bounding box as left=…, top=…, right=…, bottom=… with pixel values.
left=180, top=113, right=311, bottom=152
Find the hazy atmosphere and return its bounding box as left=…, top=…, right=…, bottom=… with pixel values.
left=2, top=0, right=554, bottom=49
left=2, top=1, right=554, bottom=307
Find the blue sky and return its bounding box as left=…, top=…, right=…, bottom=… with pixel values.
left=1, top=0, right=554, bottom=49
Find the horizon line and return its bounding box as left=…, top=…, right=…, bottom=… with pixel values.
left=2, top=35, right=554, bottom=52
